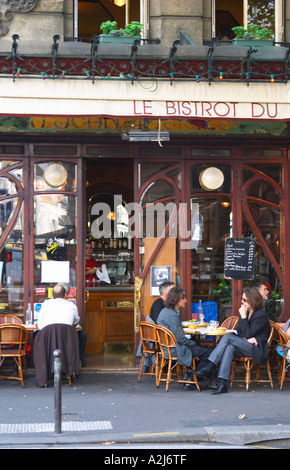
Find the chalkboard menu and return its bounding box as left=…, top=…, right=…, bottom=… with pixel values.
left=224, top=238, right=255, bottom=280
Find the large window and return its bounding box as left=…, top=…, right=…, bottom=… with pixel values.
left=33, top=161, right=78, bottom=304
left=0, top=157, right=82, bottom=323
left=215, top=0, right=283, bottom=41
left=190, top=164, right=232, bottom=305
left=76, top=0, right=141, bottom=38
left=0, top=161, right=25, bottom=317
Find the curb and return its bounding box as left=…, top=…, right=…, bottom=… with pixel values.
left=0, top=425, right=290, bottom=447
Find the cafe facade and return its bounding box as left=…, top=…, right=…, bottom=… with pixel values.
left=0, top=0, right=289, bottom=360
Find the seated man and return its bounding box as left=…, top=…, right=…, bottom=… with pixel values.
left=150, top=281, right=175, bottom=323
left=37, top=283, right=87, bottom=366
left=157, top=287, right=211, bottom=388
left=136, top=281, right=174, bottom=372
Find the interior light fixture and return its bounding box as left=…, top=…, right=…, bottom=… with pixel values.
left=113, top=0, right=126, bottom=6
left=107, top=211, right=115, bottom=221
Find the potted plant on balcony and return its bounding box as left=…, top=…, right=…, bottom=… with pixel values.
left=232, top=24, right=274, bottom=47
left=99, top=20, right=143, bottom=44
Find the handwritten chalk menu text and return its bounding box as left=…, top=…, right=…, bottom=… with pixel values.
left=224, top=238, right=255, bottom=280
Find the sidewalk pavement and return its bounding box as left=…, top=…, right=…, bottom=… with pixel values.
left=0, top=367, right=290, bottom=448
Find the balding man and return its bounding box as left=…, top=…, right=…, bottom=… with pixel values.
left=38, top=284, right=80, bottom=329
left=37, top=284, right=88, bottom=366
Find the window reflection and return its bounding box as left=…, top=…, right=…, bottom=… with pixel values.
left=34, top=195, right=77, bottom=290
left=0, top=177, right=17, bottom=195
left=0, top=198, right=18, bottom=236
left=248, top=0, right=275, bottom=32
left=0, top=205, right=24, bottom=316
left=247, top=180, right=281, bottom=205
left=140, top=180, right=175, bottom=205
left=191, top=197, right=232, bottom=298
left=34, top=162, right=77, bottom=192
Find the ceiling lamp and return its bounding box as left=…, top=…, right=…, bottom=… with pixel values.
left=113, top=0, right=126, bottom=6
left=107, top=211, right=115, bottom=221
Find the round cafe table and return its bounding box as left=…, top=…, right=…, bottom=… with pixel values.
left=183, top=325, right=236, bottom=347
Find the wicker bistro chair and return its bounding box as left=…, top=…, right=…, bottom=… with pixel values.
left=137, top=321, right=159, bottom=383
left=155, top=325, right=200, bottom=392
left=272, top=322, right=290, bottom=390
left=0, top=324, right=28, bottom=387
left=230, top=320, right=275, bottom=391
left=0, top=315, right=23, bottom=325
left=0, top=315, right=28, bottom=372
left=215, top=316, right=239, bottom=346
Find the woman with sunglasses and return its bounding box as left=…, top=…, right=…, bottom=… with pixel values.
left=193, top=286, right=270, bottom=394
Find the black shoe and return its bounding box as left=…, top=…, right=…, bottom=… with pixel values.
left=192, top=367, right=211, bottom=379
left=183, top=383, right=194, bottom=390
left=207, top=379, right=218, bottom=390
left=182, top=370, right=193, bottom=381
left=212, top=382, right=228, bottom=395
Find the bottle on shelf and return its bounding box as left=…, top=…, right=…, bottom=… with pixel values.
left=197, top=299, right=205, bottom=324
left=26, top=302, right=33, bottom=325
left=122, top=236, right=128, bottom=249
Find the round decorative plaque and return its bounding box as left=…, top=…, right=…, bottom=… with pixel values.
left=199, top=167, right=224, bottom=191
left=44, top=163, right=68, bottom=188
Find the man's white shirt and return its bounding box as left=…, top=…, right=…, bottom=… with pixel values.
left=38, top=298, right=80, bottom=330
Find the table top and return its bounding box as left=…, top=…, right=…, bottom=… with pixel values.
left=24, top=323, right=36, bottom=330
left=183, top=327, right=236, bottom=336
left=24, top=324, right=82, bottom=331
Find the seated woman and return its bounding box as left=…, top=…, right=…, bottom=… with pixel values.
left=194, top=286, right=270, bottom=394
left=157, top=287, right=211, bottom=386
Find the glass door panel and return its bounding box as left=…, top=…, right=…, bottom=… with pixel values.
left=33, top=160, right=78, bottom=306
left=0, top=202, right=24, bottom=317
left=191, top=197, right=232, bottom=302
left=34, top=194, right=77, bottom=295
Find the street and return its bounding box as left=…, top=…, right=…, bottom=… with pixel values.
left=0, top=370, right=289, bottom=450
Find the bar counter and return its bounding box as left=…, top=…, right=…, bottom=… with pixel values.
left=85, top=286, right=134, bottom=354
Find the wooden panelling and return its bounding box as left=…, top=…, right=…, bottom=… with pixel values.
left=85, top=290, right=134, bottom=354
left=140, top=237, right=176, bottom=320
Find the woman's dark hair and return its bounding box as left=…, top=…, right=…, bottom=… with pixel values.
left=164, top=287, right=185, bottom=309
left=243, top=286, right=264, bottom=311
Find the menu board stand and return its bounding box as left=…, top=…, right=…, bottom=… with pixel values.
left=224, top=238, right=255, bottom=280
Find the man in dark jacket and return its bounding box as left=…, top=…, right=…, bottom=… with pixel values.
left=194, top=286, right=270, bottom=394
left=150, top=281, right=174, bottom=323
left=137, top=281, right=174, bottom=372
